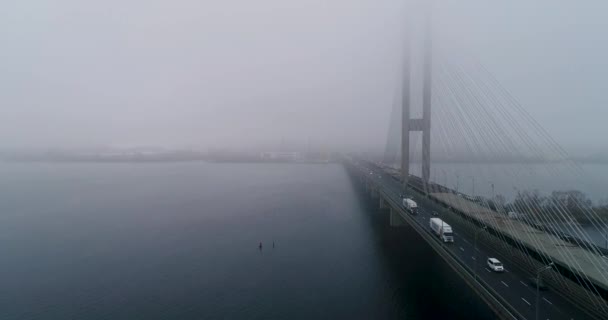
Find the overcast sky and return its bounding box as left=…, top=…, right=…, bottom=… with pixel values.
left=1, top=0, right=606, bottom=154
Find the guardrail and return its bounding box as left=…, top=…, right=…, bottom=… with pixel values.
left=346, top=163, right=522, bottom=320
left=420, top=192, right=608, bottom=320
left=379, top=188, right=522, bottom=320
left=389, top=169, right=608, bottom=320
left=347, top=159, right=608, bottom=319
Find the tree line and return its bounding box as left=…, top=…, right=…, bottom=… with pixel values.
left=484, top=190, right=608, bottom=224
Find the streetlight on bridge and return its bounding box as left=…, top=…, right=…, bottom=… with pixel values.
left=469, top=175, right=475, bottom=197
left=535, top=262, right=554, bottom=320
left=474, top=225, right=488, bottom=282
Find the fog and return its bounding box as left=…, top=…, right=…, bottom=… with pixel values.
left=1, top=0, right=606, bottom=154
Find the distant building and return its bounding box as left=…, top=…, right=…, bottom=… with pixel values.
left=260, top=152, right=301, bottom=162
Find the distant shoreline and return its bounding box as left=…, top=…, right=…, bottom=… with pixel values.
left=1, top=158, right=207, bottom=164
left=0, top=158, right=334, bottom=164
left=2, top=152, right=608, bottom=165
left=3, top=159, right=608, bottom=165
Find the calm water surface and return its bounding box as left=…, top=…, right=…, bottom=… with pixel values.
left=0, top=162, right=495, bottom=319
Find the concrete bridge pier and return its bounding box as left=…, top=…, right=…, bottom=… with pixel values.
left=389, top=207, right=407, bottom=227
left=379, top=197, right=388, bottom=209
left=370, top=187, right=378, bottom=199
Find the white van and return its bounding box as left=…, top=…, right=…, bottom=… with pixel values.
left=403, top=198, right=418, bottom=215
left=487, top=258, right=504, bottom=272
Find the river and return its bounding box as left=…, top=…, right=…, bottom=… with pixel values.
left=0, top=162, right=495, bottom=319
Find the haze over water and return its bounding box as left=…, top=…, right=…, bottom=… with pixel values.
left=0, top=162, right=493, bottom=319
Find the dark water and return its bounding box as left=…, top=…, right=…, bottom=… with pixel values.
left=0, top=163, right=493, bottom=319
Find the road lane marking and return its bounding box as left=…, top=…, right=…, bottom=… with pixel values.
left=475, top=247, right=480, bottom=252
left=461, top=238, right=470, bottom=244
left=485, top=268, right=492, bottom=273
left=501, top=281, right=509, bottom=287
left=472, top=256, right=476, bottom=260
left=504, top=269, right=509, bottom=273
left=520, top=281, right=528, bottom=287
left=460, top=247, right=465, bottom=252
left=543, top=297, right=553, bottom=305
left=521, top=298, right=531, bottom=306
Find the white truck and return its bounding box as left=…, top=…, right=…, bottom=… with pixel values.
left=402, top=198, right=418, bottom=215
left=430, top=218, right=454, bottom=243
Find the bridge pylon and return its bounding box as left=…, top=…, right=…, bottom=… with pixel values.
left=401, top=7, right=432, bottom=194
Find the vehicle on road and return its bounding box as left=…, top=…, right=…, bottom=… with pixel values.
left=429, top=218, right=454, bottom=242
left=403, top=198, right=418, bottom=215
left=487, top=258, right=504, bottom=272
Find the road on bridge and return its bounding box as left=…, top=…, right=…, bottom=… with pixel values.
left=356, top=160, right=596, bottom=320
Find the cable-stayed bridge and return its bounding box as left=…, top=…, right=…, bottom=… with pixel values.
left=344, top=2, right=608, bottom=320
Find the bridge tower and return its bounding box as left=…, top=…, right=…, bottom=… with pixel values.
left=402, top=7, right=432, bottom=194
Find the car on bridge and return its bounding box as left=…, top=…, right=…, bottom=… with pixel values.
left=487, top=258, right=504, bottom=272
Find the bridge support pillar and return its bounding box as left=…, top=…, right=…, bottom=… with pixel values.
left=400, top=7, right=432, bottom=195
left=370, top=187, right=378, bottom=199
left=379, top=197, right=387, bottom=209
left=389, top=208, right=407, bottom=227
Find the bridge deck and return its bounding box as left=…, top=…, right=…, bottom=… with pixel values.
left=430, top=192, right=608, bottom=292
